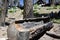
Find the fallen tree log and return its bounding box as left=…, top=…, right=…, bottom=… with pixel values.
left=6, top=16, right=50, bottom=26
left=7, top=21, right=53, bottom=40
left=29, top=22, right=53, bottom=40
left=15, top=16, right=50, bottom=23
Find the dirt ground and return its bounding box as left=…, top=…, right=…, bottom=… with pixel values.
left=0, top=23, right=60, bottom=40
left=39, top=23, right=60, bottom=40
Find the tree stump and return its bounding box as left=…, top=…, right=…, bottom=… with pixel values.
left=7, top=22, right=30, bottom=40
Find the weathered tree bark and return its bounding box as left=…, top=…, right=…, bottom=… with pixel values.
left=15, top=16, right=50, bottom=23
left=1, top=0, right=8, bottom=26
left=5, top=0, right=8, bottom=17
left=23, top=0, right=34, bottom=19
left=7, top=23, right=19, bottom=40
left=29, top=22, right=53, bottom=40
left=7, top=22, right=30, bottom=40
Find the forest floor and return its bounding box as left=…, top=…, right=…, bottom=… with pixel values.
left=0, top=6, right=60, bottom=40
left=39, top=23, right=60, bottom=40
left=34, top=7, right=60, bottom=14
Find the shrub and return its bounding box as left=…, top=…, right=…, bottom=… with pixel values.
left=8, top=7, right=16, bottom=13
left=46, top=7, right=53, bottom=10
left=33, top=13, right=40, bottom=17
left=34, top=4, right=39, bottom=9
left=52, top=18, right=60, bottom=24
left=53, top=6, right=57, bottom=9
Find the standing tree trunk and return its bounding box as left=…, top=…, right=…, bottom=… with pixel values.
left=1, top=0, right=8, bottom=26
left=23, top=0, right=34, bottom=19
left=49, top=0, right=55, bottom=6
left=51, top=0, right=55, bottom=6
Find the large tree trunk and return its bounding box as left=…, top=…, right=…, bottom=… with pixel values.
left=1, top=0, right=8, bottom=26
left=23, top=0, right=34, bottom=19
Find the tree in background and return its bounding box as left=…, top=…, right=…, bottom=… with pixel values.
left=23, top=0, right=34, bottom=19
left=49, top=0, right=55, bottom=6
left=1, top=0, right=8, bottom=26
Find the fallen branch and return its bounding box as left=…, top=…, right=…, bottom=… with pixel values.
left=46, top=32, right=60, bottom=39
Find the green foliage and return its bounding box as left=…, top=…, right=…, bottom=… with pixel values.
left=33, top=9, right=39, bottom=17
left=34, top=4, right=38, bottom=9
left=57, top=5, right=60, bottom=9
left=0, top=8, right=2, bottom=13
left=52, top=18, right=60, bottom=24
left=33, top=13, right=40, bottom=17
left=0, top=8, right=2, bottom=16
left=2, top=0, right=5, bottom=2
left=33, top=4, right=41, bottom=15
left=59, top=8, right=60, bottom=9
left=46, top=6, right=57, bottom=10
left=8, top=7, right=17, bottom=13
left=34, top=4, right=41, bottom=9
left=12, top=6, right=17, bottom=9
left=46, top=7, right=53, bottom=10
left=33, top=9, right=37, bottom=13
left=53, top=6, right=57, bottom=9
